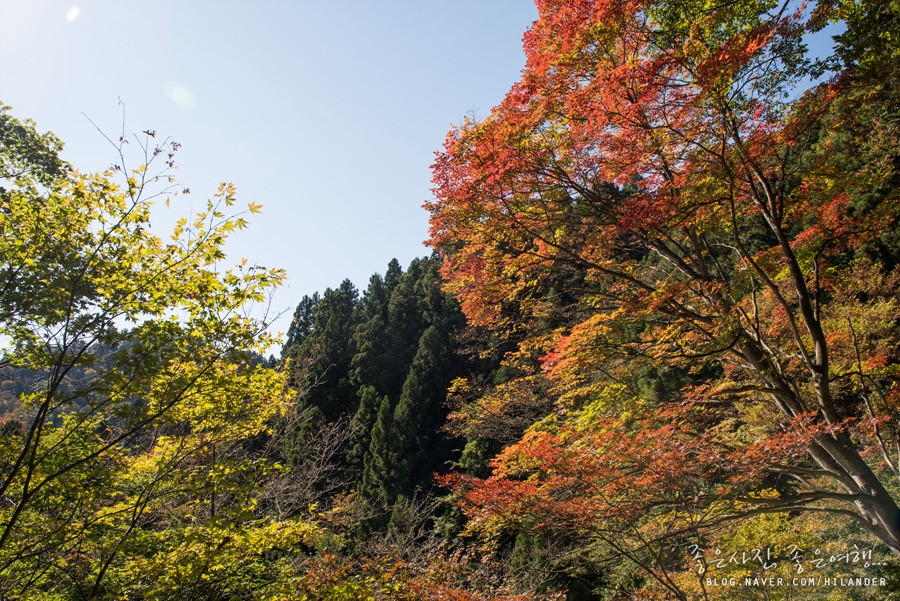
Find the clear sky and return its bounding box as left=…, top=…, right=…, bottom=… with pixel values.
left=0, top=1, right=538, bottom=343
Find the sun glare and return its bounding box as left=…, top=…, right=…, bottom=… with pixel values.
left=163, top=81, right=198, bottom=110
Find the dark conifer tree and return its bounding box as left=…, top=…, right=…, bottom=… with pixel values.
left=383, top=257, right=402, bottom=295
left=281, top=405, right=327, bottom=469
left=288, top=280, right=358, bottom=420
left=347, top=384, right=380, bottom=472
left=385, top=258, right=427, bottom=385
left=358, top=393, right=400, bottom=508
left=282, top=292, right=319, bottom=356
left=349, top=274, right=396, bottom=396
left=393, top=325, right=454, bottom=495
left=282, top=256, right=470, bottom=520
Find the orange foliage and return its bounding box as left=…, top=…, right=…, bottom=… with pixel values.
left=428, top=0, right=900, bottom=569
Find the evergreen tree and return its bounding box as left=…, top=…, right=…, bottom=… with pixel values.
left=282, top=292, right=319, bottom=356
left=288, top=280, right=358, bottom=419
left=393, top=325, right=454, bottom=495
left=349, top=274, right=396, bottom=395
left=281, top=256, right=470, bottom=523
left=347, top=385, right=380, bottom=472
left=358, top=393, right=401, bottom=509
left=281, top=405, right=328, bottom=469
left=413, top=256, right=450, bottom=329
left=383, top=257, right=402, bottom=294
left=386, top=258, right=427, bottom=382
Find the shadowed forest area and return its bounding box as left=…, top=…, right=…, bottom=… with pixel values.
left=1, top=0, right=899, bottom=598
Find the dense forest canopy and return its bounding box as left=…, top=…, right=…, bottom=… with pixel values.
left=426, top=0, right=900, bottom=597
left=1, top=0, right=899, bottom=598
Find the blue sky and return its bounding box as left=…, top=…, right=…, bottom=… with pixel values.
left=0, top=1, right=538, bottom=342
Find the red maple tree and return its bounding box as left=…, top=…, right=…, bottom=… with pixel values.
left=427, top=0, right=900, bottom=576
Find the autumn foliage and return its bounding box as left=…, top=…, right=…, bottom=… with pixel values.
left=2, top=0, right=899, bottom=597
left=428, top=0, right=900, bottom=594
